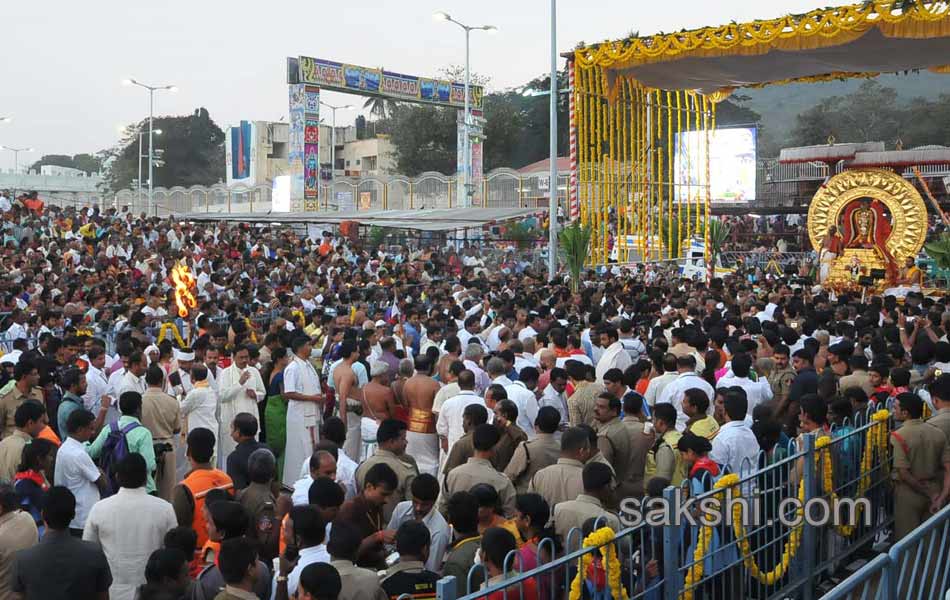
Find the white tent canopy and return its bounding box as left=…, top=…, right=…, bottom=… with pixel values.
left=178, top=207, right=546, bottom=232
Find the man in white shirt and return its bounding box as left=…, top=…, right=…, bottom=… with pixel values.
left=510, top=340, right=539, bottom=374
left=54, top=408, right=107, bottom=534
left=595, top=326, right=634, bottom=383
left=216, top=345, right=266, bottom=464
left=517, top=313, right=541, bottom=343
left=710, top=391, right=760, bottom=479
left=180, top=365, right=218, bottom=448
left=485, top=358, right=538, bottom=440
left=436, top=371, right=487, bottom=453
left=83, top=348, right=113, bottom=414
left=83, top=453, right=177, bottom=600
left=3, top=310, right=28, bottom=345
left=117, top=351, right=148, bottom=399
left=273, top=505, right=332, bottom=600
left=282, top=337, right=324, bottom=486
left=386, top=474, right=450, bottom=573
left=716, top=353, right=773, bottom=415
left=657, top=355, right=714, bottom=431
left=644, top=354, right=679, bottom=408
left=292, top=449, right=339, bottom=506
left=462, top=344, right=491, bottom=395
left=539, top=367, right=570, bottom=425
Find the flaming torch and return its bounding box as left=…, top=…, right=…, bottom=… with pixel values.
left=171, top=262, right=197, bottom=318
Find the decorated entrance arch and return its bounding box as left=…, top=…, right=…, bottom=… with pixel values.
left=286, top=56, right=484, bottom=211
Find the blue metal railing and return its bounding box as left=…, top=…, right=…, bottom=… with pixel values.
left=820, top=502, right=950, bottom=599
left=435, top=409, right=894, bottom=600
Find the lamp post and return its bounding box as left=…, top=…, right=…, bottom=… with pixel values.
left=0, top=146, right=34, bottom=174
left=320, top=102, right=353, bottom=209
left=137, top=128, right=162, bottom=208
left=547, top=0, right=558, bottom=281
left=433, top=11, right=497, bottom=208
left=123, top=78, right=176, bottom=216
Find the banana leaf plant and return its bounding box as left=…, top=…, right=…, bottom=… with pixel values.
left=559, top=222, right=592, bottom=292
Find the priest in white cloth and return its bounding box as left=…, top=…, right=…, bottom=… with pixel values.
left=216, top=344, right=266, bottom=467
left=282, top=336, right=324, bottom=486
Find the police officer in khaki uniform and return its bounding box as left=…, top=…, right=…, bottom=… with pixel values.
left=621, top=392, right=655, bottom=498
left=594, top=392, right=632, bottom=485
left=140, top=366, right=182, bottom=501
left=504, top=406, right=562, bottom=493
left=891, top=392, right=950, bottom=540
left=355, top=419, right=419, bottom=522
left=767, top=344, right=796, bottom=412
left=528, top=427, right=590, bottom=509
left=927, top=374, right=950, bottom=442
left=440, top=423, right=517, bottom=517
left=645, top=403, right=685, bottom=488
left=553, top=462, right=622, bottom=542
left=326, top=522, right=389, bottom=600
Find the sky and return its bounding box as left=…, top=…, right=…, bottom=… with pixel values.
left=0, top=0, right=823, bottom=173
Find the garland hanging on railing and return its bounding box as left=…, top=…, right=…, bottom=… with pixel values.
left=681, top=410, right=891, bottom=599
left=567, top=527, right=627, bottom=600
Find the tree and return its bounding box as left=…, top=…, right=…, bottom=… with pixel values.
left=790, top=81, right=903, bottom=146
left=29, top=153, right=102, bottom=175
left=438, top=65, right=491, bottom=88
left=362, top=97, right=400, bottom=120
left=103, top=107, right=225, bottom=192
left=380, top=104, right=458, bottom=176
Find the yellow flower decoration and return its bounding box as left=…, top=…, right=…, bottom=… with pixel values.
left=682, top=411, right=891, bottom=599
left=156, top=322, right=187, bottom=348
left=568, top=527, right=627, bottom=600
left=244, top=317, right=259, bottom=344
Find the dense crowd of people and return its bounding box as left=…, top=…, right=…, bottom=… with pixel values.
left=2, top=192, right=950, bottom=600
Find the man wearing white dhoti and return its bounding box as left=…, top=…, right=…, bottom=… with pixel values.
left=282, top=337, right=324, bottom=486
left=216, top=345, right=266, bottom=468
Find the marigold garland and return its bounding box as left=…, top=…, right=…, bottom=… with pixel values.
left=574, top=2, right=950, bottom=71
left=567, top=527, right=627, bottom=600
left=156, top=322, right=187, bottom=348
left=680, top=410, right=891, bottom=599
left=244, top=318, right=259, bottom=344
left=817, top=409, right=891, bottom=537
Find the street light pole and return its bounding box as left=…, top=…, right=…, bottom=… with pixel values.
left=320, top=102, right=353, bottom=210
left=148, top=88, right=154, bottom=216
left=0, top=146, right=33, bottom=174
left=124, top=78, right=176, bottom=216
left=434, top=11, right=497, bottom=209
left=464, top=26, right=471, bottom=208
left=548, top=0, right=559, bottom=281
left=138, top=131, right=143, bottom=207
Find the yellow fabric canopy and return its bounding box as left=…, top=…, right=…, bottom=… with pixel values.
left=575, top=1, right=950, bottom=94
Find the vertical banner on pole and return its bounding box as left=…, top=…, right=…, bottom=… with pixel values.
left=288, top=84, right=307, bottom=211
left=568, top=59, right=579, bottom=221
left=289, top=84, right=320, bottom=211
left=456, top=109, right=484, bottom=207
left=471, top=109, right=483, bottom=207
left=456, top=110, right=466, bottom=208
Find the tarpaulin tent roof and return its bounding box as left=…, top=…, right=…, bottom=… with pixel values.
left=574, top=1, right=950, bottom=95
left=178, top=207, right=545, bottom=232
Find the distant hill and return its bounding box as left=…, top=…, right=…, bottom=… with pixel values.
left=740, top=71, right=950, bottom=156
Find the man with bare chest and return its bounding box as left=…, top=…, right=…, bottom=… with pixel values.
left=403, top=355, right=441, bottom=476
left=362, top=361, right=399, bottom=447
left=332, top=339, right=364, bottom=462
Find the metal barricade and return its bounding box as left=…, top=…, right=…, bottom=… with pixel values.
left=437, top=520, right=660, bottom=600
left=821, top=502, right=950, bottom=599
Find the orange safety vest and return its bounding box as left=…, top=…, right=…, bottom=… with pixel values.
left=181, top=469, right=233, bottom=550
